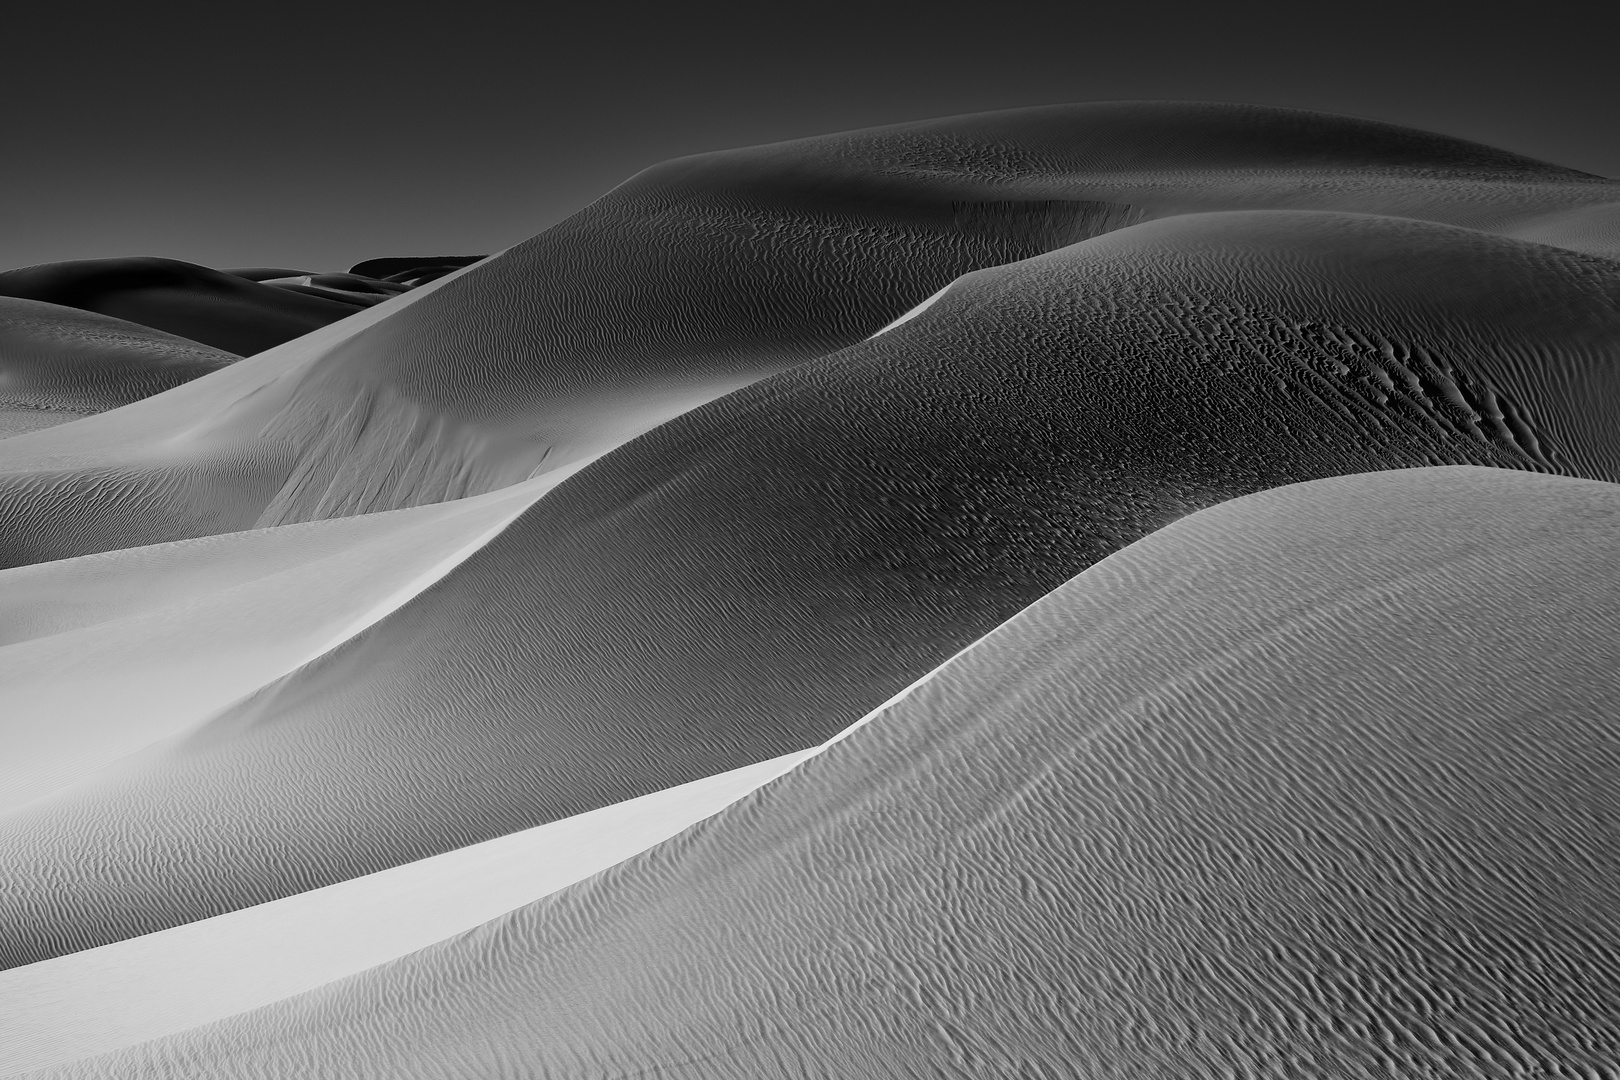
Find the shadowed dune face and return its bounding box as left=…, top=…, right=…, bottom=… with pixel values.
left=4, top=208, right=1620, bottom=968
left=0, top=259, right=365, bottom=356
left=345, top=256, right=485, bottom=284
left=221, top=268, right=319, bottom=282
left=44, top=467, right=1620, bottom=1079
left=0, top=102, right=1615, bottom=570
left=0, top=298, right=237, bottom=438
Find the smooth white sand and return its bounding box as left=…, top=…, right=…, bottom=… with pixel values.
left=0, top=751, right=808, bottom=1075
left=865, top=284, right=952, bottom=339
left=0, top=584, right=996, bottom=1077
left=0, top=468, right=563, bottom=813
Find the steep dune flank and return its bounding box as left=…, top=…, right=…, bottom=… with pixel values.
left=4, top=209, right=1617, bottom=968
left=45, top=466, right=1620, bottom=1079
left=0, top=102, right=1614, bottom=567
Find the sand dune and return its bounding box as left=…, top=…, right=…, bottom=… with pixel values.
left=0, top=298, right=237, bottom=438
left=0, top=750, right=816, bottom=1075
left=38, top=466, right=1620, bottom=1079
left=5, top=102, right=1620, bottom=1076
left=221, top=267, right=319, bottom=282
left=1502, top=199, right=1620, bottom=259
left=0, top=258, right=367, bottom=356
left=0, top=255, right=493, bottom=565
left=0, top=470, right=565, bottom=815
left=345, top=256, right=486, bottom=285
left=2, top=102, right=1616, bottom=571
left=6, top=204, right=1620, bottom=968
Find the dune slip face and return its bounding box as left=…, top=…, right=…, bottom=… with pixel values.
left=3, top=101, right=1620, bottom=1076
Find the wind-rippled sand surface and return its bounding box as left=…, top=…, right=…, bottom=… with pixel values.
left=0, top=298, right=238, bottom=438
left=2, top=101, right=1619, bottom=1077
left=30, top=467, right=1620, bottom=1079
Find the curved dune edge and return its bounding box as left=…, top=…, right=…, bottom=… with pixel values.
left=0, top=297, right=238, bottom=439
left=1499, top=200, right=1620, bottom=260
left=0, top=467, right=565, bottom=813
left=0, top=251, right=503, bottom=566
left=865, top=283, right=952, bottom=339
left=42, top=465, right=1620, bottom=1079
left=0, top=258, right=387, bottom=356
left=0, top=553, right=1010, bottom=1077
left=0, top=750, right=811, bottom=1076
left=3, top=103, right=1618, bottom=570
left=0, top=249, right=503, bottom=465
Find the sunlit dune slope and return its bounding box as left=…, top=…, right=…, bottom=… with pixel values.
left=0, top=298, right=237, bottom=438
left=0, top=750, right=815, bottom=1076
left=0, top=260, right=489, bottom=566
left=45, top=466, right=1620, bottom=1080
left=0, top=471, right=562, bottom=815
left=0, top=102, right=1615, bottom=569
left=4, top=207, right=1618, bottom=968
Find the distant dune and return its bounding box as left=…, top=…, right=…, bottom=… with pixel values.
left=344, top=256, right=485, bottom=284
left=0, top=298, right=237, bottom=438
left=0, top=257, right=495, bottom=443
left=2, top=101, right=1618, bottom=1078
left=0, top=102, right=1616, bottom=570
left=0, top=258, right=366, bottom=356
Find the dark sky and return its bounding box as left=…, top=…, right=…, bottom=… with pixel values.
left=3, top=2, right=1611, bottom=272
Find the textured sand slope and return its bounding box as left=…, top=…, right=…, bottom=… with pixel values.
left=0, top=471, right=562, bottom=813
left=0, top=256, right=492, bottom=566
left=0, top=749, right=817, bottom=1076
left=0, top=298, right=237, bottom=438
left=2, top=102, right=1616, bottom=568
left=5, top=208, right=1617, bottom=968
left=57, top=466, right=1620, bottom=1080
left=1503, top=200, right=1620, bottom=260
left=0, top=259, right=363, bottom=355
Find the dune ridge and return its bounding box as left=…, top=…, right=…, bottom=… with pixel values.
left=1, top=102, right=1616, bottom=570
left=0, top=749, right=822, bottom=1075
left=0, top=469, right=565, bottom=814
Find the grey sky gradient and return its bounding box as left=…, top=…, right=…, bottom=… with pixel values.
left=3, top=1, right=1610, bottom=272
